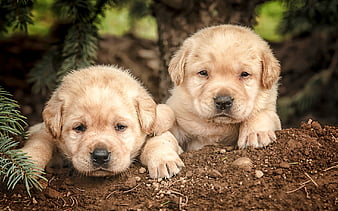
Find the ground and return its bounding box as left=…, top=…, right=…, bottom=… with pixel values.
left=0, top=33, right=337, bottom=210
left=0, top=120, right=337, bottom=210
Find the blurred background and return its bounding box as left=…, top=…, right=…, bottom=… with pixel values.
left=0, top=0, right=337, bottom=128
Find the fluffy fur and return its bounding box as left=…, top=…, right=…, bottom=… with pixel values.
left=167, top=24, right=281, bottom=151
left=21, top=65, right=182, bottom=177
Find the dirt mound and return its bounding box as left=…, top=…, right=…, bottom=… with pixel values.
left=1, top=120, right=337, bottom=210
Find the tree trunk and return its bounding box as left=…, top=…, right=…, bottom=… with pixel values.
left=153, top=0, right=266, bottom=102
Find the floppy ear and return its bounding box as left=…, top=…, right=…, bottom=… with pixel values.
left=168, top=47, right=188, bottom=86
left=42, top=91, right=63, bottom=139
left=261, top=49, right=281, bottom=89
left=135, top=94, right=156, bottom=134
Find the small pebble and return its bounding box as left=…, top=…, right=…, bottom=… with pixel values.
left=139, top=167, right=147, bottom=174
left=255, top=170, right=264, bottom=178
left=232, top=157, right=253, bottom=171
left=225, top=146, right=235, bottom=151
left=219, top=149, right=226, bottom=154
left=280, top=162, right=290, bottom=168
left=135, top=176, right=141, bottom=182
left=32, top=197, right=38, bottom=204
left=44, top=187, right=62, bottom=198
left=208, top=169, right=223, bottom=178
left=275, top=169, right=283, bottom=175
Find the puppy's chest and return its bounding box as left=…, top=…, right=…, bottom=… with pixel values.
left=177, top=120, right=239, bottom=150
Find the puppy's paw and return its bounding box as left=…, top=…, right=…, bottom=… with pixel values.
left=141, top=131, right=184, bottom=178
left=238, top=130, right=276, bottom=149
left=147, top=150, right=184, bottom=179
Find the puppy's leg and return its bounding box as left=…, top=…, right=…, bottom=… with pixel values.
left=152, top=104, right=175, bottom=135
left=237, top=111, right=281, bottom=149
left=21, top=123, right=55, bottom=171
left=141, top=131, right=184, bottom=179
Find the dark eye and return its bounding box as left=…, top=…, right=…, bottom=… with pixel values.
left=73, top=124, right=86, bottom=132
left=240, top=72, right=250, bottom=78
left=198, top=70, right=208, bottom=77
left=115, top=123, right=127, bottom=132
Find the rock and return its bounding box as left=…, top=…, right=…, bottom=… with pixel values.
left=232, top=157, right=253, bottom=171
left=255, top=170, right=264, bottom=178
left=32, top=197, right=38, bottom=204
left=219, top=149, right=226, bottom=154
left=280, top=162, right=290, bottom=168
left=138, top=167, right=147, bottom=174
left=44, top=187, right=62, bottom=198
left=225, top=146, right=235, bottom=151
left=208, top=169, right=223, bottom=178
left=275, top=169, right=283, bottom=175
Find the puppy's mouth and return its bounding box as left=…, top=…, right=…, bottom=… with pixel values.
left=86, top=168, right=120, bottom=177
left=211, top=112, right=234, bottom=119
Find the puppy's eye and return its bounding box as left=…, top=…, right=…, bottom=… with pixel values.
left=73, top=124, right=86, bottom=132
left=115, top=123, right=127, bottom=132
left=198, top=70, right=208, bottom=77
left=240, top=72, right=250, bottom=78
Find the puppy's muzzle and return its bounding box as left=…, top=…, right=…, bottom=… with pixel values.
left=214, top=95, right=233, bottom=112
left=91, top=148, right=111, bottom=167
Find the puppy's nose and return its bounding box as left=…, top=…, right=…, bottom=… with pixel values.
left=214, top=95, right=234, bottom=110
left=91, top=148, right=110, bottom=166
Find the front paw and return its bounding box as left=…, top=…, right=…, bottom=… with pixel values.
left=141, top=131, right=184, bottom=178
left=146, top=150, right=184, bottom=179
left=238, top=130, right=276, bottom=149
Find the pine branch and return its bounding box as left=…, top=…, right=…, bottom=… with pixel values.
left=0, top=137, right=46, bottom=196
left=0, top=0, right=34, bottom=36
left=0, top=87, right=27, bottom=137
left=0, top=87, right=46, bottom=196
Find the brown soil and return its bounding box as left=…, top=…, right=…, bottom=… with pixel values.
left=1, top=120, right=337, bottom=210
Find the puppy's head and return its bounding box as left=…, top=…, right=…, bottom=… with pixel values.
left=43, top=66, right=157, bottom=176
left=168, top=24, right=280, bottom=124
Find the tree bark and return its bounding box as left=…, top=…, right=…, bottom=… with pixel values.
left=153, top=0, right=267, bottom=102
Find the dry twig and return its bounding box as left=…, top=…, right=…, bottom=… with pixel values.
left=304, top=172, right=318, bottom=187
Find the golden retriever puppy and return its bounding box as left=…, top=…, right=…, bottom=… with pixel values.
left=166, top=24, right=281, bottom=151
left=21, top=65, right=183, bottom=177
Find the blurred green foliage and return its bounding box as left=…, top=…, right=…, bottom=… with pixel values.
left=4, top=0, right=286, bottom=42
left=254, top=1, right=287, bottom=42
left=15, top=0, right=157, bottom=40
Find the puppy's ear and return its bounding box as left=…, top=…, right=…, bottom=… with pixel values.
left=135, top=94, right=156, bottom=134
left=261, top=49, right=281, bottom=89
left=42, top=92, right=63, bottom=139
left=168, top=47, right=188, bottom=86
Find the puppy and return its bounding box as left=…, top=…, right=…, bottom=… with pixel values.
left=21, top=65, right=183, bottom=177
left=167, top=24, right=281, bottom=151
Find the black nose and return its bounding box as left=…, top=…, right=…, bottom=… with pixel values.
left=91, top=148, right=110, bottom=166
left=214, top=95, right=234, bottom=110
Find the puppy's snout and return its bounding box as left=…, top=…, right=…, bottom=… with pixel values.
left=91, top=148, right=111, bottom=166
left=214, top=95, right=234, bottom=111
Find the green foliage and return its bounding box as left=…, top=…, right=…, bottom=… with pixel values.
left=254, top=1, right=287, bottom=42
left=0, top=0, right=34, bottom=36
left=279, top=0, right=338, bottom=36
left=0, top=87, right=46, bottom=196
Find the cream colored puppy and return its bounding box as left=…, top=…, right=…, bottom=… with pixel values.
left=21, top=65, right=183, bottom=177
left=166, top=24, right=281, bottom=151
